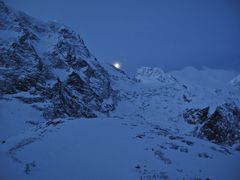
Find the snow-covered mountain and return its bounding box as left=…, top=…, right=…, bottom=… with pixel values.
left=0, top=1, right=240, bottom=180
left=0, top=1, right=116, bottom=120
left=170, top=66, right=238, bottom=89
left=231, top=74, right=240, bottom=89
left=135, top=67, right=177, bottom=84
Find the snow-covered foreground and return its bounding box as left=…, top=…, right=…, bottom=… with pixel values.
left=1, top=97, right=240, bottom=180
left=0, top=117, right=140, bottom=179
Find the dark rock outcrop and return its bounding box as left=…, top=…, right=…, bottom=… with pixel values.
left=183, top=107, right=209, bottom=124
left=183, top=103, right=240, bottom=145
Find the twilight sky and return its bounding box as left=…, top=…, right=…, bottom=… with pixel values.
left=6, top=0, right=240, bottom=73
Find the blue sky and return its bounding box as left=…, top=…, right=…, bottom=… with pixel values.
left=6, top=0, right=240, bottom=73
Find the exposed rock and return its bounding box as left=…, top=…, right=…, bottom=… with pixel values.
left=183, top=103, right=240, bottom=145
left=183, top=107, right=209, bottom=124
left=0, top=1, right=116, bottom=119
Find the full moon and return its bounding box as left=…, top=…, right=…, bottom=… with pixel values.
left=113, top=62, right=121, bottom=69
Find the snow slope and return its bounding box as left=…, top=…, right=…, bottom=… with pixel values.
left=1, top=100, right=240, bottom=180
left=0, top=97, right=44, bottom=140
left=231, top=74, right=240, bottom=89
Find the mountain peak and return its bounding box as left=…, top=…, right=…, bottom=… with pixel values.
left=135, top=67, right=177, bottom=84
left=231, top=74, right=240, bottom=88
left=0, top=1, right=116, bottom=119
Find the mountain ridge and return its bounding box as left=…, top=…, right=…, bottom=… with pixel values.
left=0, top=0, right=116, bottom=119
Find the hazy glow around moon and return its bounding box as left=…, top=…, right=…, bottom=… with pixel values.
left=113, top=62, right=121, bottom=69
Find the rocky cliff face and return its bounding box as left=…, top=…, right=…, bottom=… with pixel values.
left=183, top=103, right=240, bottom=145
left=0, top=1, right=116, bottom=119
